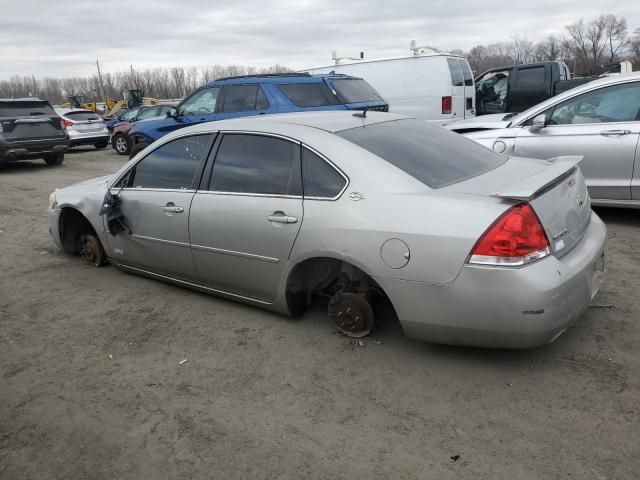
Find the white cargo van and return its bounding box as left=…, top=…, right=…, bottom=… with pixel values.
left=303, top=53, right=476, bottom=124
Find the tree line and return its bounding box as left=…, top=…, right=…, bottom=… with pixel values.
left=1, top=14, right=638, bottom=104
left=460, top=14, right=639, bottom=75
left=0, top=64, right=291, bottom=105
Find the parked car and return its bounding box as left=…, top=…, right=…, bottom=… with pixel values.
left=1, top=98, right=68, bottom=166
left=128, top=72, right=387, bottom=157
left=111, top=105, right=174, bottom=155
left=105, top=105, right=161, bottom=133
left=474, top=61, right=593, bottom=115
left=55, top=108, right=109, bottom=149
left=447, top=72, right=640, bottom=208
left=48, top=111, right=606, bottom=349
left=303, top=49, right=476, bottom=124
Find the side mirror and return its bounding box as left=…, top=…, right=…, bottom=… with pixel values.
left=167, top=107, right=178, bottom=118
left=529, top=114, right=547, bottom=133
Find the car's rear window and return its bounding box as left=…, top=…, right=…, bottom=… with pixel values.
left=0, top=101, right=55, bottom=117
left=332, top=79, right=383, bottom=104
left=278, top=83, right=340, bottom=107
left=336, top=119, right=506, bottom=189
left=65, top=111, right=102, bottom=121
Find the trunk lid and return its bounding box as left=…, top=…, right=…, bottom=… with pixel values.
left=446, top=156, right=591, bottom=258
left=0, top=100, right=66, bottom=142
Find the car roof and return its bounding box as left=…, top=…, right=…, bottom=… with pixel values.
left=54, top=107, right=98, bottom=115
left=509, top=71, right=640, bottom=125
left=204, top=72, right=363, bottom=86
left=164, top=111, right=410, bottom=140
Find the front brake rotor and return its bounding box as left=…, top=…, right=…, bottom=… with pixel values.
left=79, top=235, right=104, bottom=267
left=328, top=292, right=374, bottom=338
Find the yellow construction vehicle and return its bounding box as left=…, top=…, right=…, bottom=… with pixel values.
left=62, top=95, right=99, bottom=113
left=103, top=89, right=159, bottom=118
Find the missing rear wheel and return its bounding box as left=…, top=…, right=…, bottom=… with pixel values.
left=328, top=292, right=374, bottom=338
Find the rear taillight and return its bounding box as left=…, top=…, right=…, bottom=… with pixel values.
left=60, top=118, right=73, bottom=129
left=468, top=203, right=550, bottom=267
left=442, top=96, right=452, bottom=115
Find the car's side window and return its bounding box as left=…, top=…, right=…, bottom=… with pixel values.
left=220, top=85, right=270, bottom=113
left=277, top=83, right=340, bottom=107
left=137, top=107, right=159, bottom=120
left=123, top=135, right=210, bottom=190
left=179, top=88, right=220, bottom=116
left=302, top=147, right=346, bottom=199
left=548, top=82, right=640, bottom=125
left=209, top=134, right=301, bottom=195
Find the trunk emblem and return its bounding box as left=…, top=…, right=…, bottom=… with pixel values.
left=552, top=229, right=568, bottom=241
left=577, top=195, right=584, bottom=206
left=568, top=178, right=577, bottom=187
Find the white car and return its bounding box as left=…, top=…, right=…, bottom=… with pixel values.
left=447, top=72, right=640, bottom=208
left=55, top=108, right=109, bottom=149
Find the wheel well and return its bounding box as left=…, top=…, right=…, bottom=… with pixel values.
left=285, top=257, right=389, bottom=317
left=59, top=207, right=98, bottom=254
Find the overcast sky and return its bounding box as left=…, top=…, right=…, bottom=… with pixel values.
left=1, top=0, right=639, bottom=80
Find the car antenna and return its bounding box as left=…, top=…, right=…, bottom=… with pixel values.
left=353, top=107, right=369, bottom=118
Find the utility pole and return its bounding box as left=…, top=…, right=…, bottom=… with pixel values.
left=95, top=59, right=106, bottom=101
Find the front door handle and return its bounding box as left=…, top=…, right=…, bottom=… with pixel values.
left=600, top=129, right=632, bottom=136
left=267, top=212, right=298, bottom=224
left=162, top=202, right=184, bottom=214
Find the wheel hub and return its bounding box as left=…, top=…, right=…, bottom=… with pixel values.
left=115, top=137, right=127, bottom=153
left=328, top=292, right=374, bottom=338
left=79, top=235, right=104, bottom=267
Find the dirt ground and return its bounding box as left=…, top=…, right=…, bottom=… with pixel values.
left=1, top=147, right=639, bottom=480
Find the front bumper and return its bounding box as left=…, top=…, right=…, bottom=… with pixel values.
left=376, top=211, right=607, bottom=349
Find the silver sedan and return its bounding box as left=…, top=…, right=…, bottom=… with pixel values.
left=447, top=72, right=640, bottom=208
left=47, top=111, right=606, bottom=349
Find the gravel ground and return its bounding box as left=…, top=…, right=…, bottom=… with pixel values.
left=1, top=147, right=639, bottom=480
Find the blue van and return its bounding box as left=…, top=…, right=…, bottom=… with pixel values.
left=128, top=73, right=387, bottom=157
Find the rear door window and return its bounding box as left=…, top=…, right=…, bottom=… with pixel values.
left=277, top=83, right=340, bottom=107
left=337, top=119, right=506, bottom=189
left=221, top=85, right=270, bottom=113
left=64, top=111, right=102, bottom=121
left=302, top=147, right=347, bottom=198
left=209, top=134, right=301, bottom=195
left=457, top=60, right=474, bottom=86
left=515, top=67, right=545, bottom=90
left=125, top=135, right=210, bottom=189
left=447, top=59, right=464, bottom=87
left=0, top=101, right=55, bottom=117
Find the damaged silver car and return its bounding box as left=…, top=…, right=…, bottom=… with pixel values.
left=48, top=111, right=606, bottom=348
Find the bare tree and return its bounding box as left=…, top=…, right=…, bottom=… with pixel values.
left=603, top=14, right=628, bottom=63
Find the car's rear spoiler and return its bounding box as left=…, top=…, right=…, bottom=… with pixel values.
left=491, top=156, right=583, bottom=201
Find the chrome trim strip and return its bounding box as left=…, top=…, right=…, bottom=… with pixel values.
left=110, top=188, right=196, bottom=194
left=194, top=190, right=301, bottom=199
left=220, top=130, right=302, bottom=144
left=130, top=234, right=190, bottom=248
left=117, top=264, right=271, bottom=305
left=191, top=243, right=279, bottom=263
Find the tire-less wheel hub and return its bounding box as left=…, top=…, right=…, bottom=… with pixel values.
left=79, top=235, right=104, bottom=267
left=328, top=292, right=374, bottom=338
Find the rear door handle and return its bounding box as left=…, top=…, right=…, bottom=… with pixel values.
left=267, top=212, right=298, bottom=224
left=600, top=129, right=631, bottom=136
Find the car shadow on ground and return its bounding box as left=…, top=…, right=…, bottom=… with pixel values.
left=0, top=160, right=52, bottom=173
left=593, top=207, right=640, bottom=227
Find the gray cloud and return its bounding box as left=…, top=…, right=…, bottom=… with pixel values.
left=2, top=0, right=639, bottom=79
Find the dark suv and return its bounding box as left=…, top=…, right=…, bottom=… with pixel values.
left=0, top=98, right=69, bottom=166
left=129, top=73, right=387, bottom=157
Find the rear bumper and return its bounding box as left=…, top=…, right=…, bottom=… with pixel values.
left=68, top=133, right=109, bottom=146
left=0, top=138, right=68, bottom=162
left=376, top=211, right=607, bottom=349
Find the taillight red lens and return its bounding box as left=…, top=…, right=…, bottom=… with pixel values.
left=442, top=96, right=452, bottom=114
left=60, top=118, right=73, bottom=129
left=469, top=203, right=550, bottom=266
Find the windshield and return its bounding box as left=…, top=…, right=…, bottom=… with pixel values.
left=331, top=79, right=383, bottom=104
left=336, top=119, right=506, bottom=188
